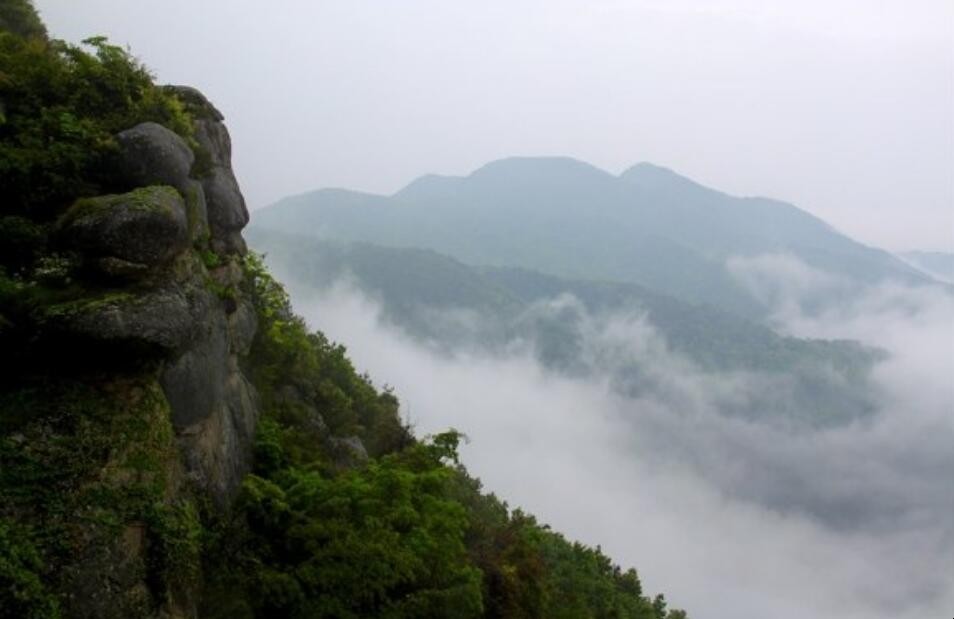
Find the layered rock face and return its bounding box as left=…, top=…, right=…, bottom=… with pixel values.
left=49, top=88, right=259, bottom=504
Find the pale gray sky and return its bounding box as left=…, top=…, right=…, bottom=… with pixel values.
left=36, top=0, right=953, bottom=252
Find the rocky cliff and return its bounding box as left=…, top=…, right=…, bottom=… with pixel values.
left=0, top=8, right=686, bottom=617
left=1, top=81, right=260, bottom=616
left=50, top=86, right=258, bottom=504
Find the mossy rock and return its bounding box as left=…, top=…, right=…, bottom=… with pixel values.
left=0, top=376, right=198, bottom=617
left=56, top=186, right=189, bottom=269
left=38, top=284, right=204, bottom=359
left=182, top=180, right=210, bottom=245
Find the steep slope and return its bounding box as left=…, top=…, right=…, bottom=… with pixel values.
left=0, top=6, right=685, bottom=618
left=254, top=157, right=929, bottom=319
left=0, top=23, right=258, bottom=615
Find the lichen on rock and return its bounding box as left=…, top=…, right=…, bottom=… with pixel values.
left=56, top=186, right=190, bottom=271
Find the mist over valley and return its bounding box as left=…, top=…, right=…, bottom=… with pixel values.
left=251, top=161, right=954, bottom=619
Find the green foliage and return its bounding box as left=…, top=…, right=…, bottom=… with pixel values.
left=0, top=30, right=192, bottom=218
left=0, top=0, right=46, bottom=40
left=0, top=518, right=59, bottom=619
left=243, top=251, right=410, bottom=457
left=452, top=476, right=662, bottom=619
left=199, top=248, right=222, bottom=269
left=212, top=256, right=686, bottom=618
left=145, top=501, right=202, bottom=600
left=0, top=377, right=194, bottom=614
left=206, top=278, right=237, bottom=302
left=235, top=439, right=484, bottom=618
left=0, top=8, right=687, bottom=615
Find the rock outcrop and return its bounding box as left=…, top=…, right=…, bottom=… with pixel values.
left=114, top=122, right=196, bottom=195
left=5, top=86, right=263, bottom=616
left=166, top=85, right=250, bottom=255
left=56, top=186, right=190, bottom=270
left=49, top=88, right=260, bottom=504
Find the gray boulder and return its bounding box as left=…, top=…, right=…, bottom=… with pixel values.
left=170, top=350, right=260, bottom=504
left=160, top=308, right=230, bottom=429
left=228, top=297, right=258, bottom=356
left=202, top=163, right=249, bottom=232
left=195, top=118, right=231, bottom=166
left=114, top=122, right=194, bottom=194
left=43, top=286, right=196, bottom=355
left=212, top=231, right=248, bottom=256
left=141, top=87, right=251, bottom=254
left=56, top=186, right=189, bottom=268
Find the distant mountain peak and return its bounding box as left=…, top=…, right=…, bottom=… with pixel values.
left=622, top=161, right=676, bottom=175
left=619, top=161, right=712, bottom=193
left=395, top=156, right=616, bottom=201
left=448, top=157, right=616, bottom=194
left=470, top=155, right=611, bottom=178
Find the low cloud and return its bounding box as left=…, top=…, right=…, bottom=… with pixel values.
left=273, top=256, right=953, bottom=619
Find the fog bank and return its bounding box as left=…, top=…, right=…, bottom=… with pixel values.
left=276, top=259, right=953, bottom=619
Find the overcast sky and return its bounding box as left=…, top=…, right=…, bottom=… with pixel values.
left=36, top=1, right=953, bottom=252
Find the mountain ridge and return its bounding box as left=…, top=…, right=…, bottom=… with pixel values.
left=256, top=156, right=929, bottom=320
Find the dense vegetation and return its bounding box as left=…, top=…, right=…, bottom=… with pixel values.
left=0, top=7, right=206, bottom=616
left=0, top=3, right=686, bottom=617
left=0, top=0, right=195, bottom=352
left=0, top=20, right=192, bottom=220
left=201, top=254, right=682, bottom=618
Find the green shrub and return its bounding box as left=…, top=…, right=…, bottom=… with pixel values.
left=243, top=252, right=411, bottom=456
left=236, top=439, right=485, bottom=618
left=0, top=31, right=193, bottom=219
left=0, top=0, right=46, bottom=40
left=0, top=518, right=59, bottom=619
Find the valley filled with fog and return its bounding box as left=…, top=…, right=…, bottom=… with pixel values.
left=251, top=162, right=954, bottom=619
left=266, top=255, right=952, bottom=619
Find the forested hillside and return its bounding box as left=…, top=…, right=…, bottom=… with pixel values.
left=0, top=2, right=685, bottom=617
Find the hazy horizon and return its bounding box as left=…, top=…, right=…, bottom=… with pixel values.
left=35, top=0, right=953, bottom=253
